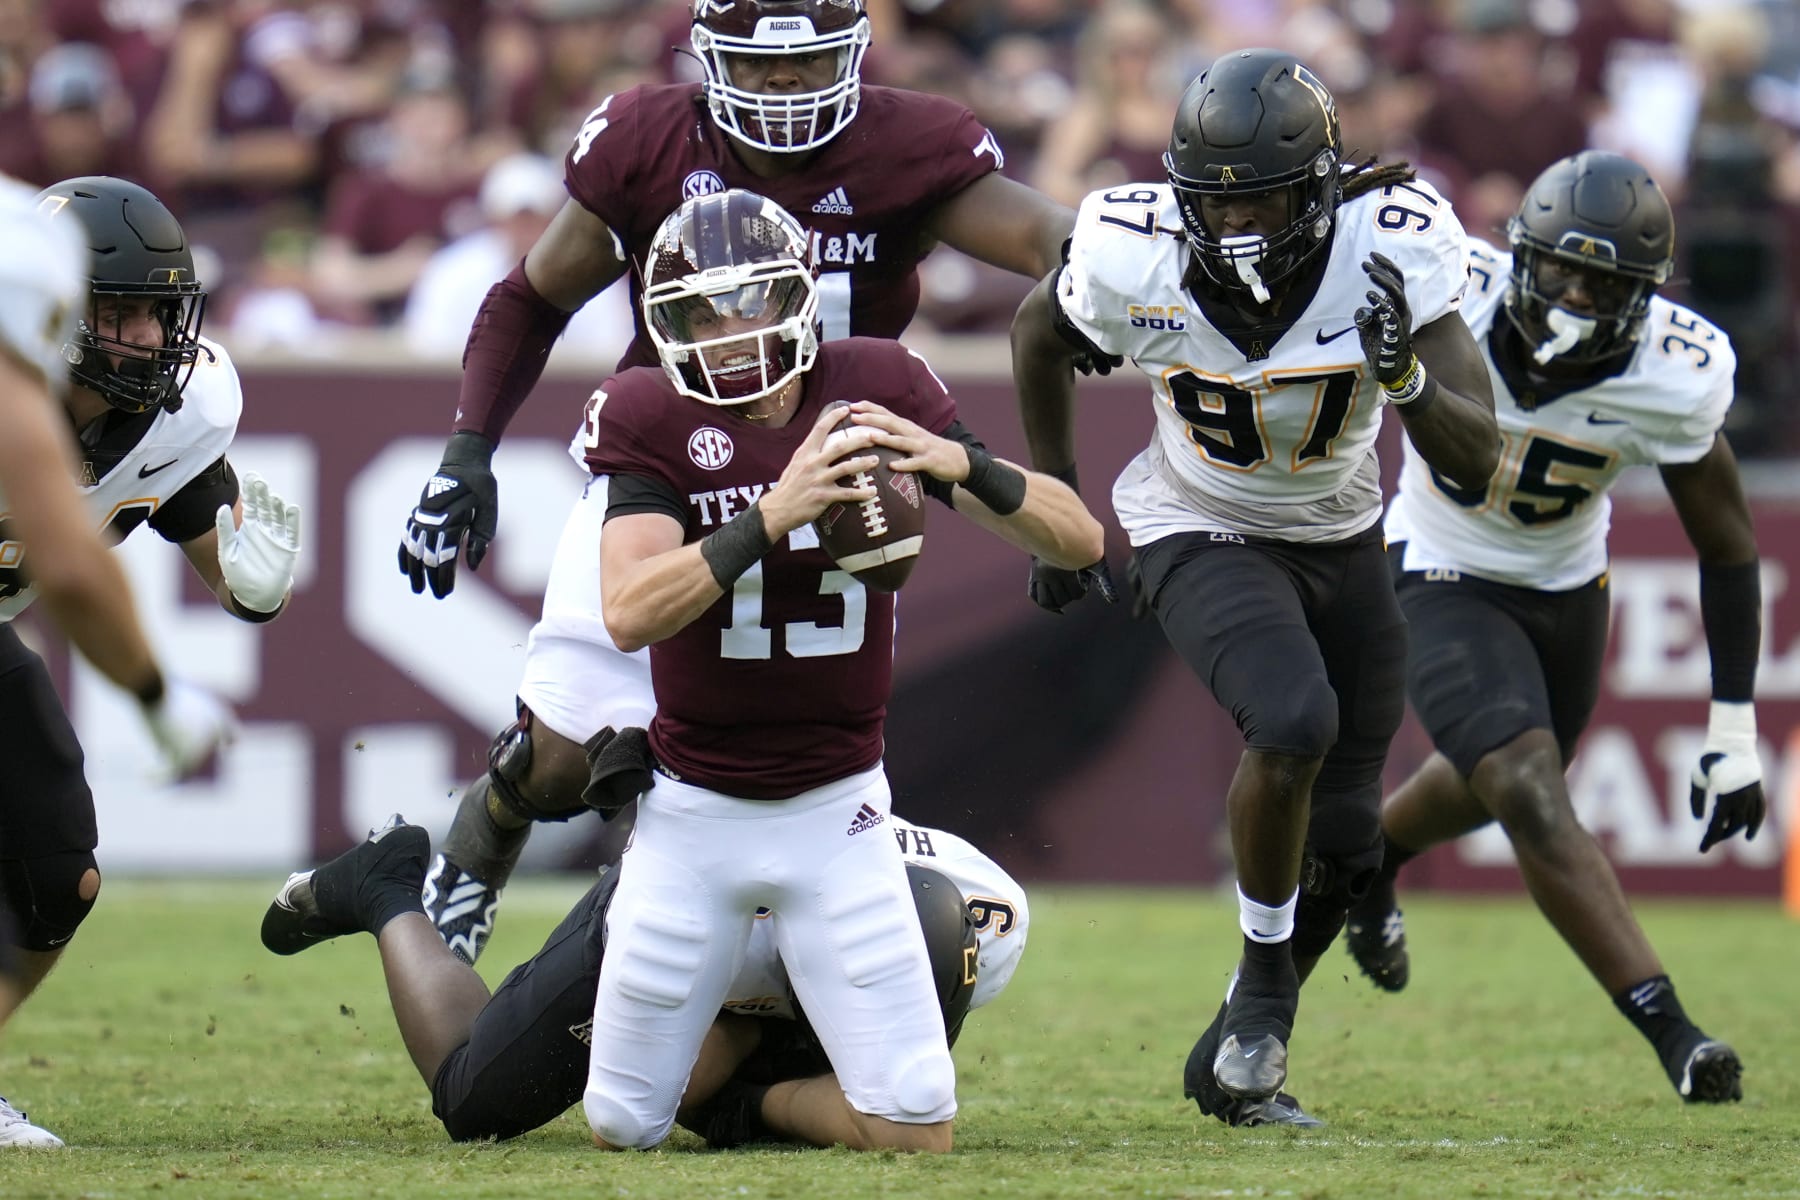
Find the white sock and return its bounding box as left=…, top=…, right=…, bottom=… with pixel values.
left=1238, top=885, right=1298, bottom=944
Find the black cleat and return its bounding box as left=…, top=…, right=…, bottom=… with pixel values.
left=422, top=854, right=501, bottom=966
left=1210, top=954, right=1298, bottom=1103
left=1185, top=1006, right=1323, bottom=1128
left=261, top=816, right=430, bottom=955
left=1344, top=904, right=1409, bottom=993
left=1667, top=1034, right=1743, bottom=1103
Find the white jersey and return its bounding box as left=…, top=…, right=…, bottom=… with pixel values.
left=1384, top=239, right=1733, bottom=590
left=722, top=817, right=1030, bottom=1019
left=0, top=335, right=244, bottom=622
left=1058, top=176, right=1467, bottom=544
left=0, top=176, right=85, bottom=390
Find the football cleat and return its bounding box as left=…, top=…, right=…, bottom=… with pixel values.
left=0, top=1096, right=63, bottom=1148
left=1345, top=904, right=1410, bottom=993
left=1668, top=1035, right=1743, bottom=1104
left=261, top=815, right=430, bottom=955
left=422, top=854, right=501, bottom=967
left=1210, top=956, right=1299, bottom=1102
left=1185, top=1007, right=1324, bottom=1129
left=1234, top=1091, right=1326, bottom=1129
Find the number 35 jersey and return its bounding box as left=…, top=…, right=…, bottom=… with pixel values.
left=1384, top=239, right=1734, bottom=590
left=1056, top=176, right=1467, bottom=544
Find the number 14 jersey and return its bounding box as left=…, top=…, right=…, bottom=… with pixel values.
left=1384, top=239, right=1735, bottom=590
left=1056, top=176, right=1467, bottom=544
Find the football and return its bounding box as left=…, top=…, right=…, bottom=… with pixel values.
left=813, top=402, right=926, bottom=592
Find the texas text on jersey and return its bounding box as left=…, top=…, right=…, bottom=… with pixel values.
left=564, top=82, right=1002, bottom=365
left=581, top=337, right=957, bottom=799
left=724, top=816, right=1030, bottom=1019
left=0, top=335, right=243, bottom=619
left=1055, top=174, right=1467, bottom=545
left=1385, top=237, right=1735, bottom=590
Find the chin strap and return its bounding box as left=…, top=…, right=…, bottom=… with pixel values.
left=1532, top=307, right=1599, bottom=364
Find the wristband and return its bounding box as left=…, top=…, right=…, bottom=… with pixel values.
left=962, top=445, right=1028, bottom=516
left=1045, top=463, right=1080, bottom=494
left=699, top=500, right=774, bottom=589
left=1705, top=699, right=1757, bottom=754
left=1382, top=357, right=1428, bottom=405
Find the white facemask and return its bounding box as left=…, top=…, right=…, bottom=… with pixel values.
left=1218, top=234, right=1272, bottom=304
left=1531, top=306, right=1599, bottom=364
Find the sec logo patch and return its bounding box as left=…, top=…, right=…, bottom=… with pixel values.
left=682, top=170, right=726, bottom=199
left=688, top=426, right=734, bottom=469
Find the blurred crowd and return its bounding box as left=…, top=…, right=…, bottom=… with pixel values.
left=4, top=0, right=1800, bottom=450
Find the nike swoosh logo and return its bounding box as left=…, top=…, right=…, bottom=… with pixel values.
left=1585, top=412, right=1628, bottom=426
left=1243, top=1047, right=1260, bottom=1058
left=1316, top=327, right=1355, bottom=345
left=138, top=459, right=179, bottom=478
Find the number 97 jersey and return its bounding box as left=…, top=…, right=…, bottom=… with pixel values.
left=1384, top=238, right=1735, bottom=590
left=1056, top=177, right=1468, bottom=545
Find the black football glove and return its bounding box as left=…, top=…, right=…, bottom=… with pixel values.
left=1028, top=557, right=1120, bottom=614
left=1071, top=345, right=1125, bottom=377
left=581, top=725, right=654, bottom=819
left=1353, top=251, right=1416, bottom=387
left=399, top=431, right=499, bottom=599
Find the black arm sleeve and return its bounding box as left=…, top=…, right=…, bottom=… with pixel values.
left=1700, top=559, right=1761, bottom=702
left=604, top=473, right=688, bottom=526
left=152, top=457, right=238, bottom=544
left=923, top=420, right=983, bottom=508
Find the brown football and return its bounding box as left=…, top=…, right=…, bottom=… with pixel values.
left=812, top=402, right=926, bottom=593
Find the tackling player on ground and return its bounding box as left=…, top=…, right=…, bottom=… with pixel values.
left=0, top=176, right=301, bottom=1147
left=1011, top=48, right=1501, bottom=1127
left=392, top=0, right=1109, bottom=968
left=1343, top=151, right=1756, bottom=1104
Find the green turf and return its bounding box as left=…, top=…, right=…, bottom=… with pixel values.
left=1, top=879, right=1795, bottom=1199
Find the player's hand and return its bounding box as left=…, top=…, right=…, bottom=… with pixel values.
left=764, top=402, right=877, bottom=537
left=399, top=431, right=498, bottom=599
left=1689, top=701, right=1765, bottom=853
left=1071, top=345, right=1125, bottom=377
left=140, top=677, right=237, bottom=781
left=1354, top=251, right=1416, bottom=388
left=846, top=401, right=964, bottom=481
left=215, top=472, right=300, bottom=614
left=1027, top=557, right=1119, bottom=614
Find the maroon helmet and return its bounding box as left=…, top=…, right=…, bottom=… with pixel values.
left=690, top=0, right=871, bottom=153
left=643, top=189, right=820, bottom=405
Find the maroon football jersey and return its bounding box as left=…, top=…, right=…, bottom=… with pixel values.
left=562, top=82, right=1002, bottom=369
left=583, top=339, right=958, bottom=800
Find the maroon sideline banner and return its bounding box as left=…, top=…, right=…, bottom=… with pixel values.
left=40, top=356, right=1796, bottom=894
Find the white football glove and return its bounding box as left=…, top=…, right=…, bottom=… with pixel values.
left=141, top=677, right=238, bottom=781
left=1689, top=701, right=1766, bottom=853
left=216, top=472, right=301, bottom=614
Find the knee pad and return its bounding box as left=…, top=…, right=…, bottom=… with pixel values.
left=1292, top=842, right=1382, bottom=959
left=1250, top=676, right=1339, bottom=759
left=583, top=1090, right=669, bottom=1150
left=890, top=1045, right=958, bottom=1123
left=906, top=865, right=978, bottom=1047
left=0, top=850, right=99, bottom=952
left=486, top=707, right=587, bottom=824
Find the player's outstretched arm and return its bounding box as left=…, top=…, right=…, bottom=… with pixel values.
left=926, top=173, right=1074, bottom=281
left=1010, top=272, right=1082, bottom=474
left=847, top=402, right=1103, bottom=569
left=600, top=407, right=879, bottom=652
left=1661, top=434, right=1766, bottom=852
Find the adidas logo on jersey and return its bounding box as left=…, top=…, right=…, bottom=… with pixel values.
left=846, top=802, right=885, bottom=836
left=812, top=187, right=854, bottom=215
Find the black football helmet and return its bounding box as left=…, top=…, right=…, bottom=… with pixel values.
left=1164, top=49, right=1343, bottom=302
left=691, top=0, right=871, bottom=153
left=642, top=188, right=819, bottom=405
left=34, top=176, right=205, bottom=415
left=1505, top=151, right=1674, bottom=365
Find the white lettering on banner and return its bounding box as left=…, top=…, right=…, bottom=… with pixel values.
left=1457, top=724, right=1788, bottom=869
left=1608, top=558, right=1796, bottom=698
left=77, top=436, right=320, bottom=870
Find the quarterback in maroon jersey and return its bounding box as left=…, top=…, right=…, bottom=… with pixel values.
left=397, top=0, right=1109, bottom=972
left=572, top=189, right=1098, bottom=1152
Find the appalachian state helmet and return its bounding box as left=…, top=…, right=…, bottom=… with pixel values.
left=35, top=176, right=205, bottom=415
left=691, top=0, right=872, bottom=154
left=1505, top=151, right=1675, bottom=365
left=642, top=188, right=820, bottom=406
left=1164, top=49, right=1343, bottom=302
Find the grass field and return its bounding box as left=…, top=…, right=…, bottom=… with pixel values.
left=1, top=879, right=1795, bottom=1199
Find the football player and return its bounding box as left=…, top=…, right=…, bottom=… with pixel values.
left=0, top=177, right=301, bottom=1147
left=261, top=809, right=1028, bottom=1148
left=1343, top=151, right=1756, bottom=1104
left=393, top=0, right=1107, bottom=967
left=387, top=187, right=1092, bottom=1152
left=1010, top=49, right=1502, bottom=1127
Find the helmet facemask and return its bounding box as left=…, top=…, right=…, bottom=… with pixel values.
left=692, top=14, right=871, bottom=153
left=1504, top=225, right=1666, bottom=366
left=647, top=262, right=820, bottom=404
left=70, top=277, right=206, bottom=415
left=1167, top=145, right=1339, bottom=305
